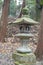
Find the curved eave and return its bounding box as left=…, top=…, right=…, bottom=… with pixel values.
left=8, top=17, right=39, bottom=25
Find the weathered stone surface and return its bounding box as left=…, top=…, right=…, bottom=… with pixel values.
left=0, top=39, right=43, bottom=65
left=14, top=61, right=36, bottom=65
left=12, top=52, right=36, bottom=65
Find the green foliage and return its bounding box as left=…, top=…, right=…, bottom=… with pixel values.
left=9, top=0, right=17, bottom=16
left=0, top=0, right=3, bottom=9
left=26, top=0, right=36, bottom=7
left=40, top=0, right=43, bottom=5
left=25, top=0, right=36, bottom=20
left=25, top=0, right=41, bottom=21
left=8, top=0, right=42, bottom=21
left=22, top=7, right=28, bottom=15
left=0, top=0, right=2, bottom=4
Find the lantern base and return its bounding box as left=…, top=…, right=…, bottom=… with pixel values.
left=12, top=52, right=36, bottom=65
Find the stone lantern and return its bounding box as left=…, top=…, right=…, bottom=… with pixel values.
left=12, top=17, right=39, bottom=65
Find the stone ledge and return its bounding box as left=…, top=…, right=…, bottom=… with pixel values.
left=12, top=52, right=36, bottom=63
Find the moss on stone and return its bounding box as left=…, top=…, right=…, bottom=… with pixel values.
left=8, top=17, right=39, bottom=25
left=12, top=52, right=36, bottom=63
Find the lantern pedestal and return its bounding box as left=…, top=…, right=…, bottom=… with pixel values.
left=12, top=52, right=36, bottom=65
left=12, top=33, right=36, bottom=65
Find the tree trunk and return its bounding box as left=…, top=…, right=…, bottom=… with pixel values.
left=18, top=0, right=26, bottom=18
left=0, top=0, right=10, bottom=42
left=35, top=8, right=43, bottom=60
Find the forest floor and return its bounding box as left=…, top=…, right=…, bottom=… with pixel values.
left=0, top=37, right=43, bottom=65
